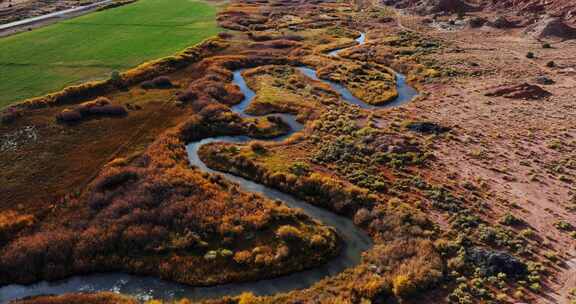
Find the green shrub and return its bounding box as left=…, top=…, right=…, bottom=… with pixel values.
left=289, top=162, right=310, bottom=176
left=220, top=249, right=233, bottom=257
left=499, top=213, right=523, bottom=226
left=276, top=225, right=302, bottom=241
left=203, top=250, right=218, bottom=260
left=110, top=71, right=123, bottom=85
left=392, top=275, right=416, bottom=298
left=519, top=228, right=535, bottom=239
left=249, top=142, right=267, bottom=154
left=543, top=251, right=558, bottom=262
left=529, top=282, right=541, bottom=292
left=554, top=220, right=574, bottom=231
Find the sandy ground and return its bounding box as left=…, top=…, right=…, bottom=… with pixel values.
left=391, top=16, right=576, bottom=303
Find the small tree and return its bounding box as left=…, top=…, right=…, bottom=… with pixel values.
left=289, top=162, right=310, bottom=176
left=249, top=142, right=266, bottom=154
left=109, top=71, right=123, bottom=87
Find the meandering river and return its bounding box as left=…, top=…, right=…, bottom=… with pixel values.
left=0, top=33, right=418, bottom=303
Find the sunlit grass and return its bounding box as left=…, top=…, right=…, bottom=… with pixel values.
left=0, top=0, right=220, bottom=107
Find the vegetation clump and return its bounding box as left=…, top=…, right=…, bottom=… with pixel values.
left=141, top=76, right=174, bottom=89
left=406, top=121, right=451, bottom=134
left=56, top=97, right=127, bottom=123
left=0, top=99, right=337, bottom=286
left=466, top=248, right=528, bottom=278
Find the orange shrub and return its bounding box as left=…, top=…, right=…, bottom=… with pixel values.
left=276, top=225, right=302, bottom=241
left=233, top=250, right=253, bottom=264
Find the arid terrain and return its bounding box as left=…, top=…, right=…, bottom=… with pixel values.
left=0, top=0, right=575, bottom=303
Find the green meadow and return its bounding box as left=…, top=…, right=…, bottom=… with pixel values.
left=0, top=0, right=220, bottom=107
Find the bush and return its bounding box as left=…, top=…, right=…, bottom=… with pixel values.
left=1, top=108, right=21, bottom=124
left=141, top=76, right=173, bottom=89
left=93, top=169, right=139, bottom=192
left=77, top=97, right=110, bottom=115
left=276, top=225, right=302, bottom=241
left=238, top=292, right=258, bottom=304
left=392, top=275, right=416, bottom=298
left=203, top=250, right=218, bottom=261
left=233, top=250, right=252, bottom=264
left=526, top=52, right=535, bottom=59
left=309, top=235, right=326, bottom=247
left=90, top=104, right=128, bottom=116
left=198, top=103, right=229, bottom=119
left=220, top=249, right=233, bottom=257
left=122, top=225, right=154, bottom=250
left=283, top=34, right=304, bottom=41
left=152, top=76, right=173, bottom=88
left=140, top=80, right=155, bottom=89
left=110, top=70, right=123, bottom=87
left=546, top=61, right=556, bottom=68
left=499, top=213, right=523, bottom=226
left=249, top=142, right=267, bottom=154
left=353, top=208, right=372, bottom=226
left=0, top=211, right=34, bottom=242
left=1, top=229, right=76, bottom=277
left=529, top=282, right=541, bottom=292
left=56, top=109, right=82, bottom=122
left=543, top=250, right=558, bottom=262
left=542, top=43, right=551, bottom=49
left=64, top=97, right=127, bottom=119
left=289, top=162, right=310, bottom=176
left=191, top=98, right=210, bottom=112
left=177, top=90, right=197, bottom=103
left=519, top=228, right=535, bottom=239
left=217, top=32, right=233, bottom=39
left=554, top=220, right=574, bottom=231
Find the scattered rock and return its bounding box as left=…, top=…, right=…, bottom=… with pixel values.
left=0, top=126, right=38, bottom=152
left=468, top=16, right=487, bottom=28
left=485, top=83, right=552, bottom=100
left=421, top=17, right=434, bottom=24
left=414, top=0, right=478, bottom=15
left=0, top=108, right=21, bottom=125
left=488, top=16, right=516, bottom=29
left=466, top=248, right=527, bottom=278
left=536, top=75, right=555, bottom=85
left=523, top=17, right=576, bottom=40
left=406, top=122, right=451, bottom=134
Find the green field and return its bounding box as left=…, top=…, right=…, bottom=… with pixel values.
left=0, top=0, right=220, bottom=107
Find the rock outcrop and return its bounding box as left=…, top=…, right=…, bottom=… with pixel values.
left=467, top=248, right=528, bottom=278
left=485, top=83, right=552, bottom=100
left=418, top=0, right=478, bottom=15
left=488, top=16, right=516, bottom=28
left=523, top=17, right=576, bottom=40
